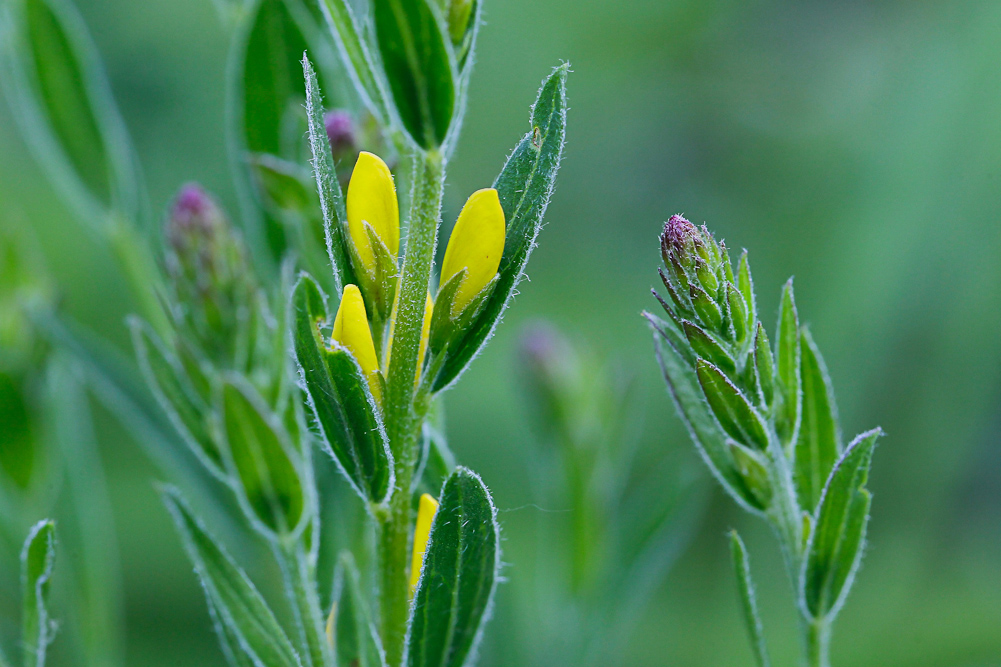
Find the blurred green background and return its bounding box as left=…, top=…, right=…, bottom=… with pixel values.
left=2, top=0, right=1000, bottom=665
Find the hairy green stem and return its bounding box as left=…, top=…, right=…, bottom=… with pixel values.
left=806, top=617, right=831, bottom=667
left=378, top=149, right=444, bottom=667
left=277, top=539, right=330, bottom=667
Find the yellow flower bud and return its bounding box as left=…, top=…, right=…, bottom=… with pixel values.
left=409, top=493, right=439, bottom=596
left=440, top=188, right=505, bottom=315
left=385, top=290, right=435, bottom=386
left=346, top=152, right=400, bottom=275
left=332, top=284, right=382, bottom=405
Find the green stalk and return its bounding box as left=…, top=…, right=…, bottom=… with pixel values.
left=378, top=149, right=445, bottom=667
left=806, top=617, right=831, bottom=667
left=277, top=539, right=331, bottom=667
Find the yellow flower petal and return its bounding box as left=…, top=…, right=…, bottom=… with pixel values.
left=384, top=290, right=434, bottom=386
left=409, top=493, right=439, bottom=596
left=440, top=188, right=505, bottom=315
left=332, top=284, right=382, bottom=405
left=346, top=152, right=400, bottom=274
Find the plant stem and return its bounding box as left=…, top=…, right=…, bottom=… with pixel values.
left=806, top=617, right=830, bottom=667
left=278, top=539, right=331, bottom=667
left=378, top=149, right=445, bottom=667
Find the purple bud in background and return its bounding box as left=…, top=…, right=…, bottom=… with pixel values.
left=167, top=183, right=225, bottom=250
left=324, top=110, right=356, bottom=156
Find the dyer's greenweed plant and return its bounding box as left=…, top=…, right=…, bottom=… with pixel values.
left=646, top=215, right=882, bottom=667
left=0, top=0, right=568, bottom=665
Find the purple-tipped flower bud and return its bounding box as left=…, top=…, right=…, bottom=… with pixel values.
left=324, top=110, right=356, bottom=157
left=661, top=215, right=699, bottom=268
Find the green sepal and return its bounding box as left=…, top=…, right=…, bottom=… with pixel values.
left=161, top=487, right=303, bottom=667
left=729, top=531, right=770, bottom=667
left=291, top=274, right=393, bottom=504
left=794, top=328, right=841, bottom=513
left=130, top=318, right=223, bottom=476
left=696, top=359, right=769, bottom=451
left=332, top=552, right=387, bottom=667
left=775, top=279, right=801, bottom=448
left=658, top=267, right=693, bottom=318
left=302, top=55, right=355, bottom=296
left=801, top=428, right=881, bottom=620
left=318, top=0, right=390, bottom=124
left=689, top=282, right=722, bottom=332
left=644, top=311, right=696, bottom=368
left=726, top=283, right=748, bottom=346
left=737, top=250, right=756, bottom=329
left=727, top=440, right=772, bottom=510
left=350, top=222, right=399, bottom=325
left=218, top=376, right=306, bottom=537
left=694, top=258, right=719, bottom=294
left=650, top=325, right=763, bottom=515
left=406, top=467, right=499, bottom=667
left=753, top=323, right=775, bottom=409
left=427, top=269, right=497, bottom=360
left=683, top=320, right=736, bottom=375
left=21, top=519, right=57, bottom=667
left=2, top=0, right=138, bottom=221
left=431, top=64, right=568, bottom=391
left=372, top=0, right=455, bottom=148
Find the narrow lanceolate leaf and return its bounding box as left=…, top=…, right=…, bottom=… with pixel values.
left=131, top=318, right=222, bottom=474
left=794, top=328, right=841, bottom=512
left=737, top=251, right=756, bottom=332
left=696, top=359, right=769, bottom=451
left=332, top=553, right=387, bottom=667
left=302, top=56, right=354, bottom=296
left=319, top=0, right=389, bottom=123
left=753, top=323, right=774, bottom=408
left=292, top=274, right=393, bottom=503
left=21, top=519, right=57, bottom=667
left=372, top=0, right=455, bottom=148
left=432, top=64, right=569, bottom=391
left=2, top=0, right=137, bottom=220
left=683, top=320, right=736, bottom=375
left=775, top=280, right=800, bottom=446
left=729, top=531, right=770, bottom=667
left=802, top=428, right=881, bottom=620
left=219, top=377, right=305, bottom=535
left=406, top=468, right=499, bottom=667
left=650, top=323, right=762, bottom=514
left=161, top=488, right=302, bottom=667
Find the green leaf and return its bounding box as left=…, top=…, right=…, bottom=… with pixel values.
left=725, top=283, right=747, bottom=345
left=2, top=0, right=137, bottom=220
left=318, top=0, right=389, bottom=123
left=753, top=323, right=774, bottom=408
left=729, top=531, right=770, bottom=667
left=302, top=55, right=355, bottom=297
left=650, top=321, right=762, bottom=514
left=162, top=487, right=303, bottom=667
left=292, top=274, right=393, bottom=504
left=802, top=428, right=881, bottom=619
left=249, top=153, right=318, bottom=213
left=219, top=377, right=305, bottom=535
left=775, top=279, right=800, bottom=446
left=737, top=251, right=756, bottom=333
left=727, top=441, right=771, bottom=510
left=696, top=359, right=769, bottom=451
left=432, top=64, right=569, bottom=391
left=372, top=0, right=455, bottom=148
left=332, top=552, right=387, bottom=667
left=683, top=320, right=735, bottom=375
left=21, top=519, right=57, bottom=667
left=131, top=318, right=223, bottom=474
left=794, top=328, right=841, bottom=513
left=406, top=467, right=499, bottom=667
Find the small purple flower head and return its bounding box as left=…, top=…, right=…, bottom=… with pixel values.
left=168, top=183, right=224, bottom=244
left=324, top=110, right=356, bottom=156
left=660, top=214, right=701, bottom=269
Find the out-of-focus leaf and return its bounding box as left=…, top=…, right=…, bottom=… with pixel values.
left=332, top=552, right=386, bottom=667
left=372, top=0, right=455, bottom=148
left=794, top=328, right=841, bottom=512
left=162, top=487, right=302, bottom=667
left=318, top=0, right=389, bottom=123
left=0, top=371, right=37, bottom=490
left=801, top=428, right=881, bottom=619
left=219, top=377, right=305, bottom=535
left=696, top=359, right=769, bottom=451
left=432, top=64, right=569, bottom=391
left=302, top=55, right=354, bottom=296
left=292, top=274, right=393, bottom=504
left=775, top=279, right=800, bottom=446
left=21, top=519, right=57, bottom=667
left=406, top=467, right=498, bottom=667
left=729, top=531, right=770, bottom=667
